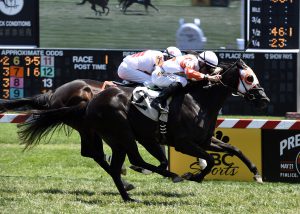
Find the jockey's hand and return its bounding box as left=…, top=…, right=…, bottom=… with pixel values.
left=207, top=74, right=222, bottom=82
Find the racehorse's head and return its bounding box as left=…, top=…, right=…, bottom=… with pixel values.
left=217, top=59, right=270, bottom=110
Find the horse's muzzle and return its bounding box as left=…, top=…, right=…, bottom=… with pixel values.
left=246, top=88, right=270, bottom=110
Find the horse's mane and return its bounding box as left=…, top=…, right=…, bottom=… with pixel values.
left=218, top=61, right=236, bottom=70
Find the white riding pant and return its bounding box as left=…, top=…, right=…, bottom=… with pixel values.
left=151, top=67, right=188, bottom=88
left=118, top=62, right=151, bottom=84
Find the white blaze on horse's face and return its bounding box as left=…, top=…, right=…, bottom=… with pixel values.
left=238, top=67, right=259, bottom=93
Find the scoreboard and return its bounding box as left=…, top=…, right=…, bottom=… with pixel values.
left=246, top=0, right=299, bottom=51
left=0, top=49, right=298, bottom=116
left=0, top=49, right=126, bottom=99
left=217, top=51, right=298, bottom=116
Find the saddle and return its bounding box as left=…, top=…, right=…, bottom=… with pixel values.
left=131, top=86, right=171, bottom=124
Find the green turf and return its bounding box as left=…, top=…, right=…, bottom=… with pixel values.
left=40, top=0, right=242, bottom=49
left=0, top=124, right=299, bottom=213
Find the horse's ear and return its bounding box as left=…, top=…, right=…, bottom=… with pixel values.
left=237, top=59, right=247, bottom=69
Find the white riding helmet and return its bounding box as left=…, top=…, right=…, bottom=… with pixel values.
left=198, top=51, right=218, bottom=68
left=163, top=46, right=182, bottom=58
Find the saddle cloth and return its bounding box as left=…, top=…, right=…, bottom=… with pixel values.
left=132, top=86, right=171, bottom=122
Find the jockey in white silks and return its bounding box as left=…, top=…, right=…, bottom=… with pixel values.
left=117, top=47, right=182, bottom=86
left=151, top=51, right=222, bottom=112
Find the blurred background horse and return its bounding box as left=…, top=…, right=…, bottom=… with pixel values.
left=77, top=0, right=109, bottom=15
left=118, top=0, right=159, bottom=13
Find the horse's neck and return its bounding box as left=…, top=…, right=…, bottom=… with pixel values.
left=189, top=85, right=230, bottom=115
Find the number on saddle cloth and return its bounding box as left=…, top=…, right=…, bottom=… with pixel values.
left=132, top=86, right=170, bottom=122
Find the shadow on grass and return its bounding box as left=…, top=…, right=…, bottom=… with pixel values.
left=35, top=188, right=95, bottom=196
left=123, top=12, right=152, bottom=16
left=83, top=17, right=113, bottom=20
left=122, top=9, right=155, bottom=16
left=134, top=190, right=195, bottom=198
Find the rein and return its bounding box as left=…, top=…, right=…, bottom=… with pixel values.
left=204, top=61, right=263, bottom=101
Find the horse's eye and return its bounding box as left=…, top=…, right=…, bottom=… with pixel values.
left=245, top=75, right=254, bottom=84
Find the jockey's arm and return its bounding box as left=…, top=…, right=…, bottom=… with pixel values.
left=180, top=60, right=222, bottom=82
left=180, top=59, right=205, bottom=81
left=185, top=67, right=206, bottom=81
left=185, top=68, right=222, bottom=82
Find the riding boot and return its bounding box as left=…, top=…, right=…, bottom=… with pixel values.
left=151, top=82, right=183, bottom=113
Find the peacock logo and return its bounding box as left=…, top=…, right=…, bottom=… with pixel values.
left=0, top=0, right=24, bottom=16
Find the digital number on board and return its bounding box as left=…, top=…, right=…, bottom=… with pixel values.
left=247, top=0, right=299, bottom=50
left=0, top=54, right=55, bottom=99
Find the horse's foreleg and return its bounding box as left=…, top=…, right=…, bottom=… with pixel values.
left=124, top=139, right=183, bottom=182
left=131, top=140, right=168, bottom=174
left=80, top=133, right=134, bottom=191
left=148, top=3, right=159, bottom=12
left=110, top=150, right=137, bottom=202
left=210, top=137, right=263, bottom=183
left=175, top=141, right=214, bottom=182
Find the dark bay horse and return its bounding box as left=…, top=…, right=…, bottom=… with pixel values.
left=77, top=0, right=109, bottom=16
left=1, top=59, right=270, bottom=202
left=0, top=80, right=136, bottom=191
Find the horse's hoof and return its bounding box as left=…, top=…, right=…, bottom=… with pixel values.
left=124, top=183, right=135, bottom=191
left=182, top=172, right=203, bottom=183
left=124, top=198, right=141, bottom=203
left=121, top=178, right=135, bottom=191
left=172, top=176, right=184, bottom=183
left=182, top=172, right=193, bottom=180
left=254, top=174, right=263, bottom=184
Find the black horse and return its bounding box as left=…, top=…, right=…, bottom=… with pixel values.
left=119, top=0, right=159, bottom=13
left=5, top=59, right=269, bottom=202
left=77, top=0, right=110, bottom=16
left=83, top=59, right=269, bottom=201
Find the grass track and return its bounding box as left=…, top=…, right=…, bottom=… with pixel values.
left=1, top=1, right=298, bottom=212
left=40, top=0, right=241, bottom=49
left=0, top=124, right=299, bottom=213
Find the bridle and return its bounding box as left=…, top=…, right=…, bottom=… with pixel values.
left=205, top=60, right=265, bottom=102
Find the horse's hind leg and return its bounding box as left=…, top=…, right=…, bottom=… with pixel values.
left=123, top=2, right=133, bottom=13
left=210, top=137, right=263, bottom=183
left=91, top=4, right=101, bottom=15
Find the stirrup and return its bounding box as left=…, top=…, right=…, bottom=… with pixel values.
left=151, top=101, right=169, bottom=113
left=158, top=105, right=169, bottom=113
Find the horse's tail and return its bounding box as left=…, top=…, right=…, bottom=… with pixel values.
left=18, top=102, right=87, bottom=150
left=0, top=93, right=51, bottom=113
